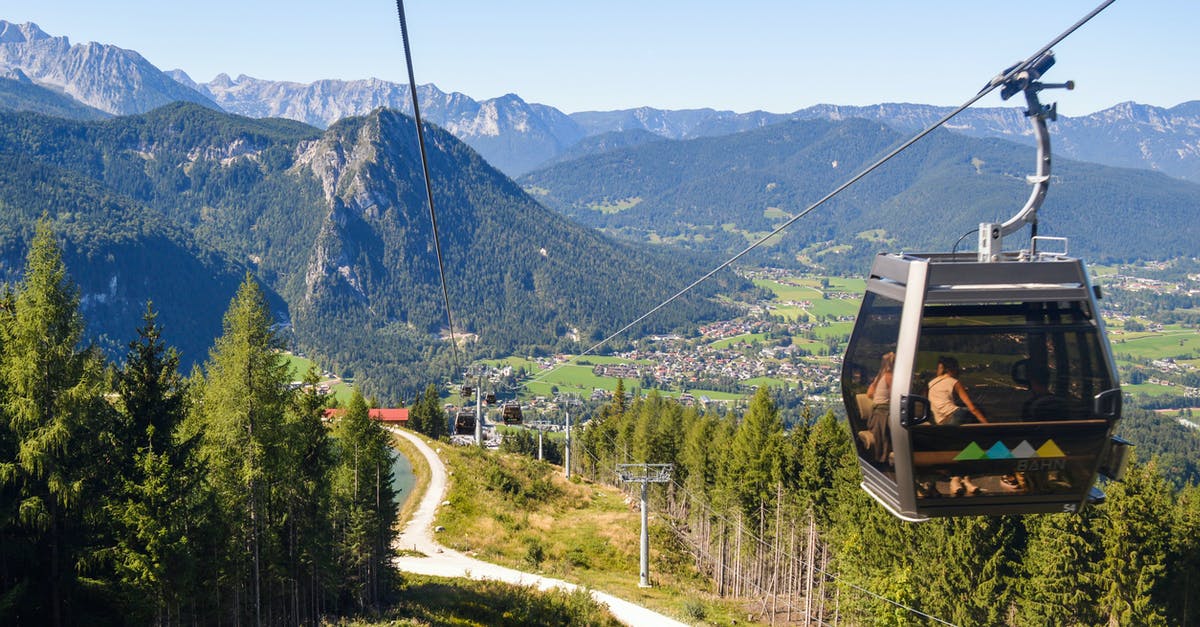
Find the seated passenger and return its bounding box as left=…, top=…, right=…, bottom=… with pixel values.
left=857, top=351, right=894, bottom=464
left=927, top=356, right=986, bottom=495
left=928, top=356, right=988, bottom=425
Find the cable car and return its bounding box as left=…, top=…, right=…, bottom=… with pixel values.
left=840, top=53, right=1130, bottom=520
left=485, top=391, right=497, bottom=405
left=461, top=384, right=474, bottom=399
left=454, top=408, right=476, bottom=436
left=502, top=401, right=523, bottom=425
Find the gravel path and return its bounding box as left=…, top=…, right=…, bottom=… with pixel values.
left=388, top=427, right=689, bottom=627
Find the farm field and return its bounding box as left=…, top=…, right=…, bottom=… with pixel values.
left=523, top=364, right=621, bottom=399
left=282, top=352, right=354, bottom=405
left=1122, top=382, right=1178, bottom=397
left=1111, top=327, right=1200, bottom=360
left=754, top=278, right=861, bottom=319
left=710, top=332, right=768, bottom=349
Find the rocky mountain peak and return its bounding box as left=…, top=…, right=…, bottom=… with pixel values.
left=0, top=21, right=53, bottom=44
left=0, top=21, right=216, bottom=115
left=165, top=68, right=197, bottom=89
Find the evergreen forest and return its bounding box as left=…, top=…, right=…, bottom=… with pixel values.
left=0, top=223, right=397, bottom=625
left=572, top=382, right=1200, bottom=625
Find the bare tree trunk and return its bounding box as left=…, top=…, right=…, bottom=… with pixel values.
left=817, top=542, right=828, bottom=624
left=833, top=579, right=841, bottom=626
left=729, top=511, right=739, bottom=595
left=717, top=520, right=726, bottom=597
left=803, top=513, right=814, bottom=625
left=787, top=521, right=796, bottom=623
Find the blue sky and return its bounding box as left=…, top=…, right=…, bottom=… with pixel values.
left=4, top=1, right=1194, bottom=115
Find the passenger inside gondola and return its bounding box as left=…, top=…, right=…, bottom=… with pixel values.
left=927, top=356, right=988, bottom=426
left=859, top=351, right=895, bottom=464
left=925, top=356, right=987, bottom=496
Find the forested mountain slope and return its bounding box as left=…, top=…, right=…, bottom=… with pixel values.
left=521, top=117, right=1200, bottom=270
left=0, top=103, right=739, bottom=399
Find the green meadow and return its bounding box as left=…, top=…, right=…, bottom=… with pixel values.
left=710, top=332, right=768, bottom=349
left=1112, top=327, right=1200, bottom=360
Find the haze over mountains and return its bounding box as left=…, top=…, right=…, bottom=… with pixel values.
left=2, top=19, right=1199, bottom=182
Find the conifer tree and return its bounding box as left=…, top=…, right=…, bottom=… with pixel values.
left=1097, top=458, right=1172, bottom=626
left=1016, top=510, right=1103, bottom=626
left=0, top=221, right=112, bottom=625
left=280, top=364, right=336, bottom=622
left=631, top=390, right=664, bottom=463
left=915, top=516, right=1019, bottom=626
left=799, top=409, right=853, bottom=525
left=1168, top=484, right=1200, bottom=625
left=331, top=389, right=396, bottom=610
left=727, top=386, right=783, bottom=518
left=407, top=383, right=441, bottom=438
left=189, top=274, right=292, bottom=625
left=103, top=302, right=205, bottom=624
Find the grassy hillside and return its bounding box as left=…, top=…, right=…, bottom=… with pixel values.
left=432, top=444, right=744, bottom=624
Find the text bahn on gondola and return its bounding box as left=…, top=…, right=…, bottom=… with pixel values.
left=841, top=53, right=1130, bottom=521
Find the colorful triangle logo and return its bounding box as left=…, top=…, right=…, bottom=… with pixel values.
left=1037, top=439, right=1066, bottom=458
left=1011, top=441, right=1038, bottom=458
left=986, top=442, right=1014, bottom=459
left=954, top=442, right=987, bottom=461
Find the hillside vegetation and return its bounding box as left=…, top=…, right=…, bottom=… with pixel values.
left=0, top=103, right=742, bottom=399
left=521, top=117, right=1200, bottom=271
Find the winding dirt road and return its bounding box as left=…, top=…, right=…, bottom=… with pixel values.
left=388, top=427, right=689, bottom=627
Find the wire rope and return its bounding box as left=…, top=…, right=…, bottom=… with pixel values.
left=519, top=0, right=1116, bottom=391
left=395, top=0, right=461, bottom=374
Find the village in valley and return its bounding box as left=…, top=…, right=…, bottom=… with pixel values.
left=293, top=261, right=1200, bottom=433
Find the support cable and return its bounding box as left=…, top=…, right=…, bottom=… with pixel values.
left=395, top=0, right=461, bottom=373
left=521, top=0, right=1115, bottom=390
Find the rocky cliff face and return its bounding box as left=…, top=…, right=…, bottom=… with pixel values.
left=0, top=20, right=216, bottom=115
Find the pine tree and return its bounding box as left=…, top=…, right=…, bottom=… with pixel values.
left=0, top=221, right=113, bottom=625
left=407, top=383, right=441, bottom=438
left=727, top=386, right=784, bottom=518
left=280, top=364, right=335, bottom=623
left=103, top=302, right=203, bottom=624
left=799, top=409, right=853, bottom=525
left=1016, top=511, right=1103, bottom=626
left=188, top=274, right=292, bottom=625
left=331, top=389, right=396, bottom=611
left=1167, top=484, right=1200, bottom=625
left=1097, top=458, right=1172, bottom=626
left=915, top=516, right=1019, bottom=626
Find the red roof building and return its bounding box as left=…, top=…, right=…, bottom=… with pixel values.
left=321, top=408, right=409, bottom=423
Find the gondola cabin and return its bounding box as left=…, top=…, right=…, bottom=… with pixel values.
left=502, top=401, right=523, bottom=425
left=461, top=385, right=474, bottom=399
left=485, top=391, right=497, bottom=405
left=842, top=251, right=1129, bottom=520
left=454, top=408, right=476, bottom=436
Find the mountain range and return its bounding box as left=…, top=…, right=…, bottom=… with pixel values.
left=519, top=118, right=1200, bottom=272
left=3, top=19, right=1199, bottom=183
left=0, top=18, right=1197, bottom=400
left=0, top=100, right=739, bottom=399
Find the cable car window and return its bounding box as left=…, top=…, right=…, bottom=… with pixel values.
left=841, top=293, right=902, bottom=470
left=909, top=301, right=1114, bottom=500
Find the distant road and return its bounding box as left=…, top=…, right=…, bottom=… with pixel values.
left=387, top=427, right=689, bottom=627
